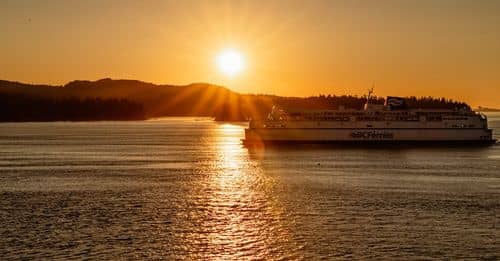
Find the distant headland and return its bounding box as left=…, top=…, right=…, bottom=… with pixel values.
left=476, top=106, right=500, bottom=112
left=0, top=78, right=471, bottom=122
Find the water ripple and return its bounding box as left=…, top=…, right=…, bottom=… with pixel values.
left=0, top=119, right=499, bottom=259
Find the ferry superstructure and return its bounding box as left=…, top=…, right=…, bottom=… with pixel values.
left=244, top=96, right=496, bottom=144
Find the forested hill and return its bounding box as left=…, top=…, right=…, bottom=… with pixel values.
left=0, top=79, right=241, bottom=121
left=0, top=79, right=471, bottom=122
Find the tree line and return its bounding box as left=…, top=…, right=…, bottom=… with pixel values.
left=0, top=79, right=472, bottom=122
left=236, top=94, right=471, bottom=120
left=0, top=94, right=145, bottom=122
left=271, top=94, right=469, bottom=111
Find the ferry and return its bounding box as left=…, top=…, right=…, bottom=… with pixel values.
left=244, top=93, right=496, bottom=145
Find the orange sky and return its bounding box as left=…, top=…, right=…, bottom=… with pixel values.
left=1, top=0, right=499, bottom=107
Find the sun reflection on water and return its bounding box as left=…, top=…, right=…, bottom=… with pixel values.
left=194, top=123, right=299, bottom=259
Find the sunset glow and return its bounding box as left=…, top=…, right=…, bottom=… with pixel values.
left=216, top=49, right=245, bottom=77
left=1, top=1, right=500, bottom=107
left=1, top=1, right=499, bottom=260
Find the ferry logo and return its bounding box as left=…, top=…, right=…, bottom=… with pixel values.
left=387, top=97, right=405, bottom=106
left=386, top=96, right=407, bottom=110
left=350, top=131, right=394, bottom=139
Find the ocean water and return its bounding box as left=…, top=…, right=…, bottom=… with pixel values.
left=0, top=114, right=499, bottom=259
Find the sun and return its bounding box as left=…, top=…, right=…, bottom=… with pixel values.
left=216, top=49, right=245, bottom=77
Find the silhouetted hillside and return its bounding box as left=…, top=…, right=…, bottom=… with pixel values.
left=0, top=79, right=472, bottom=122
left=0, top=79, right=243, bottom=120
left=0, top=94, right=145, bottom=122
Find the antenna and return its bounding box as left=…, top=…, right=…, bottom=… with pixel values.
left=367, top=84, right=374, bottom=103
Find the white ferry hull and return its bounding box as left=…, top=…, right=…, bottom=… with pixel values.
left=245, top=98, right=496, bottom=145
left=244, top=128, right=494, bottom=143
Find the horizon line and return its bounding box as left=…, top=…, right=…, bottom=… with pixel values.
left=1, top=77, right=499, bottom=108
